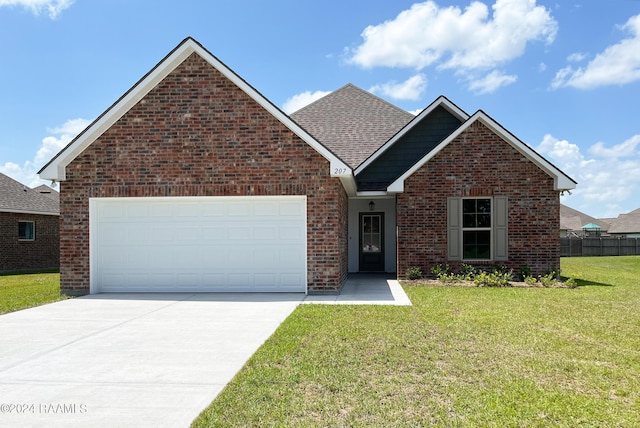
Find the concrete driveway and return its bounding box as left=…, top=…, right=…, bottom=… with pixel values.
left=0, top=293, right=303, bottom=428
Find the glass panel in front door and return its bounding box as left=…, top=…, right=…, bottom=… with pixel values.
left=362, top=214, right=381, bottom=253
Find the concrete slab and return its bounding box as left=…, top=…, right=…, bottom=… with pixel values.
left=0, top=293, right=302, bottom=428
left=303, top=274, right=412, bottom=306
left=0, top=277, right=410, bottom=427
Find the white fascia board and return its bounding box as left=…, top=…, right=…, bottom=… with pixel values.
left=355, top=191, right=389, bottom=197
left=339, top=176, right=358, bottom=197
left=387, top=111, right=577, bottom=193
left=40, top=43, right=196, bottom=181
left=192, top=41, right=352, bottom=177
left=39, top=38, right=351, bottom=181
left=354, top=96, right=469, bottom=175
left=474, top=112, right=577, bottom=191
left=0, top=209, right=59, bottom=216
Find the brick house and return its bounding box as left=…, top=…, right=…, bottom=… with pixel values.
left=0, top=172, right=60, bottom=273
left=39, top=38, right=576, bottom=296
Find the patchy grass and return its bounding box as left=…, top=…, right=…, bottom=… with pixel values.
left=193, top=257, right=640, bottom=427
left=0, top=272, right=65, bottom=315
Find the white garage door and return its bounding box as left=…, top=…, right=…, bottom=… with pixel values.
left=89, top=196, right=307, bottom=293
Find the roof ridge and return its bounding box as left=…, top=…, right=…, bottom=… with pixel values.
left=290, top=83, right=414, bottom=120
left=345, top=83, right=415, bottom=119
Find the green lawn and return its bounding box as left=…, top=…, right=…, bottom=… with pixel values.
left=194, top=256, right=640, bottom=427
left=0, top=272, right=65, bottom=315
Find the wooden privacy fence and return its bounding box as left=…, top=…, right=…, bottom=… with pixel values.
left=561, top=237, right=640, bottom=257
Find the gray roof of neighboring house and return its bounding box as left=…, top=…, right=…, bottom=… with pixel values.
left=33, top=184, right=60, bottom=203
left=560, top=204, right=609, bottom=231
left=0, top=173, right=59, bottom=215
left=290, top=83, right=415, bottom=168
left=607, top=208, right=640, bottom=234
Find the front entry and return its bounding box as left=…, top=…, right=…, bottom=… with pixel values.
left=359, top=213, right=385, bottom=272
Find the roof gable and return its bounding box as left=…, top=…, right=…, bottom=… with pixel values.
left=39, top=37, right=350, bottom=182
left=354, top=97, right=468, bottom=191
left=0, top=173, right=59, bottom=215
left=290, top=84, right=414, bottom=168
left=355, top=96, right=468, bottom=175
left=388, top=110, right=577, bottom=193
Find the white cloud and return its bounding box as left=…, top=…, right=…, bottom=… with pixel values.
left=467, top=70, right=517, bottom=94
left=589, top=135, right=640, bottom=159
left=566, top=52, right=587, bottom=63
left=0, top=0, right=74, bottom=19
left=369, top=74, right=427, bottom=100
left=552, top=13, right=640, bottom=89
left=537, top=133, right=640, bottom=217
left=282, top=90, right=331, bottom=114
left=0, top=118, right=90, bottom=187
left=347, top=0, right=556, bottom=93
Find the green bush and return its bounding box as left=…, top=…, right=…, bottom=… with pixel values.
left=519, top=265, right=532, bottom=280
left=459, top=264, right=477, bottom=281
left=406, top=267, right=423, bottom=280
left=474, top=270, right=513, bottom=287
left=430, top=264, right=451, bottom=279
left=538, top=272, right=557, bottom=287
left=524, top=276, right=538, bottom=286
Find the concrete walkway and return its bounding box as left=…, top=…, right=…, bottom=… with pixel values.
left=0, top=276, right=410, bottom=427
left=304, top=274, right=412, bottom=306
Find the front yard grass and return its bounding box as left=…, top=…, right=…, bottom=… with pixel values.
left=194, top=256, right=640, bottom=427
left=0, top=272, right=65, bottom=315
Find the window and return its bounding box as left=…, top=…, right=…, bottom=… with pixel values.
left=462, top=198, right=491, bottom=259
left=447, top=197, right=508, bottom=261
left=18, top=221, right=35, bottom=241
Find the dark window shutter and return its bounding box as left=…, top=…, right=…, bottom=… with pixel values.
left=448, top=197, right=462, bottom=261
left=494, top=196, right=508, bottom=261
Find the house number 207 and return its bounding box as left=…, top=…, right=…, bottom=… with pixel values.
left=334, top=168, right=348, bottom=175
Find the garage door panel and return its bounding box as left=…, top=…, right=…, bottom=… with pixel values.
left=91, top=196, right=307, bottom=293
left=227, top=203, right=251, bottom=216
left=229, top=226, right=251, bottom=240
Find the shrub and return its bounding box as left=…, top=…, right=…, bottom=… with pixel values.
left=538, top=272, right=557, bottom=287
left=524, top=276, right=538, bottom=286
left=431, top=264, right=451, bottom=279
left=474, top=270, right=513, bottom=287
left=564, top=277, right=577, bottom=288
left=519, top=265, right=532, bottom=280
left=406, top=267, right=423, bottom=280
left=459, top=264, right=477, bottom=281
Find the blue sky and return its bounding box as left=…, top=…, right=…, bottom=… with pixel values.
left=0, top=0, right=639, bottom=219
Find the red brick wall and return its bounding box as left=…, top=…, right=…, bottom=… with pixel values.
left=60, top=53, right=347, bottom=295
left=397, top=121, right=560, bottom=278
left=0, top=212, right=59, bottom=272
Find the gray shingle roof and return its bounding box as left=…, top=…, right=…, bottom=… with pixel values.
left=0, top=173, right=59, bottom=215
left=560, top=204, right=608, bottom=231
left=290, top=84, right=415, bottom=168
left=607, top=208, right=640, bottom=234
left=33, top=184, right=60, bottom=203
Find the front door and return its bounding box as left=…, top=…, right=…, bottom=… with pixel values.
left=359, top=213, right=385, bottom=272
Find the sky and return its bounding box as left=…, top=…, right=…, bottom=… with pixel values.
left=0, top=0, right=639, bottom=219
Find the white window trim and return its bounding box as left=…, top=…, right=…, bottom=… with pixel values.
left=461, top=197, right=492, bottom=261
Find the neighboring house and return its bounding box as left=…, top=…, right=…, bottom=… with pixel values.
left=560, top=204, right=609, bottom=237
left=0, top=173, right=60, bottom=273
left=607, top=208, right=640, bottom=238
left=33, top=184, right=61, bottom=203
left=38, top=37, right=576, bottom=296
